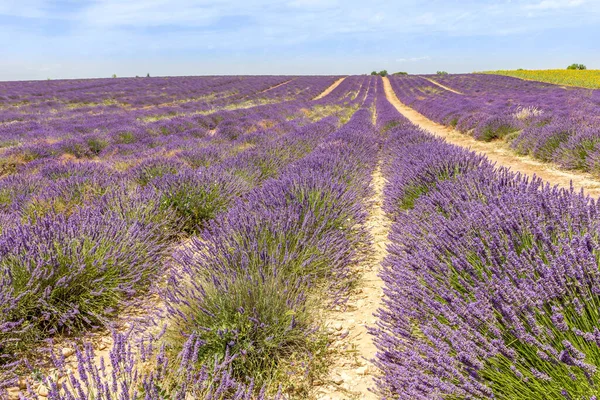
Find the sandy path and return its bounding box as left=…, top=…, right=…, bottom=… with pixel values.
left=257, top=78, right=295, bottom=94
left=314, top=77, right=347, bottom=100
left=382, top=77, right=600, bottom=198
left=421, top=77, right=464, bottom=95
left=316, top=162, right=389, bottom=400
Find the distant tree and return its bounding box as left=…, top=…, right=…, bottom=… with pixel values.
left=567, top=63, right=586, bottom=70
left=370, top=71, right=378, bottom=76
left=147, top=73, right=150, bottom=77
left=517, top=68, right=525, bottom=71
left=393, top=71, right=408, bottom=75
left=112, top=74, right=117, bottom=78
left=135, top=75, right=139, bottom=78
left=378, top=70, right=388, bottom=77
left=436, top=71, right=449, bottom=75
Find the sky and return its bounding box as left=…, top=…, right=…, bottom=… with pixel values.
left=0, top=0, right=599, bottom=80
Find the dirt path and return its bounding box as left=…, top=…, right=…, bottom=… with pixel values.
left=382, top=77, right=600, bottom=198
left=257, top=78, right=295, bottom=94
left=314, top=77, right=347, bottom=100
left=421, top=77, right=464, bottom=95
left=316, top=162, right=389, bottom=400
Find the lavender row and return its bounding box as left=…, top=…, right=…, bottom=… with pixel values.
left=0, top=76, right=362, bottom=170
left=0, top=102, right=345, bottom=380
left=8, top=89, right=381, bottom=399
left=1, top=76, right=283, bottom=112
left=0, top=76, right=341, bottom=152
left=388, top=74, right=600, bottom=175
left=375, top=101, right=600, bottom=398
left=0, top=75, right=374, bottom=392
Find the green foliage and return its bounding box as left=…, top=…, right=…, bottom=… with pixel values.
left=399, top=183, right=431, bottom=210
left=86, top=137, right=109, bottom=156
left=370, top=71, right=378, bottom=75
left=146, top=73, right=150, bottom=78
left=112, top=74, right=117, bottom=78
left=436, top=71, right=449, bottom=75
left=115, top=131, right=136, bottom=144
left=567, top=63, right=587, bottom=70
left=176, top=270, right=321, bottom=384
left=393, top=71, right=408, bottom=75
left=378, top=70, right=388, bottom=77
left=155, top=173, right=243, bottom=234
left=383, top=121, right=402, bottom=132
left=478, top=123, right=520, bottom=142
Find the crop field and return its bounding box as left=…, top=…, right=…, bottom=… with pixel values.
left=389, top=74, right=600, bottom=174
left=484, top=69, right=600, bottom=89
left=2, top=74, right=600, bottom=400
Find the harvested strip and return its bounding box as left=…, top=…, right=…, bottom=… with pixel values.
left=314, top=77, right=347, bottom=100
left=382, top=76, right=600, bottom=197
left=421, top=77, right=463, bottom=94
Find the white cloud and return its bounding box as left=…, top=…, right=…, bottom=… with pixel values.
left=525, top=0, right=585, bottom=10
left=396, top=56, right=431, bottom=63
left=0, top=0, right=599, bottom=79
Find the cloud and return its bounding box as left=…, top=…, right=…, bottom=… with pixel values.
left=0, top=0, right=599, bottom=79
left=396, top=56, right=431, bottom=63
left=524, top=0, right=585, bottom=10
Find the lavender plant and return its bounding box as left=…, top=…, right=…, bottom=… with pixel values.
left=0, top=206, right=169, bottom=362
left=164, top=108, right=378, bottom=391
left=376, top=117, right=600, bottom=399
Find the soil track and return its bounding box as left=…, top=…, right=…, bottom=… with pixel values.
left=316, top=162, right=389, bottom=400
left=257, top=78, right=295, bottom=94
left=314, top=77, right=347, bottom=100
left=382, top=77, right=600, bottom=198
left=421, top=77, right=464, bottom=94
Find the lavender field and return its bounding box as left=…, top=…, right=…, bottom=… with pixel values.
left=389, top=74, right=600, bottom=173
left=2, top=74, right=600, bottom=400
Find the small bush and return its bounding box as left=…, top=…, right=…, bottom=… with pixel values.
left=85, top=135, right=109, bottom=156
left=129, top=157, right=187, bottom=186
left=166, top=197, right=356, bottom=386
left=178, top=146, right=223, bottom=169
left=474, top=116, right=521, bottom=142
left=567, top=63, right=587, bottom=70
left=369, top=71, right=389, bottom=76
left=436, top=71, right=449, bottom=75
left=393, top=71, right=408, bottom=75
left=151, top=168, right=248, bottom=234
left=0, top=207, right=168, bottom=359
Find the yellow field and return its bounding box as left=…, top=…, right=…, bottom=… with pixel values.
left=483, top=69, right=600, bottom=89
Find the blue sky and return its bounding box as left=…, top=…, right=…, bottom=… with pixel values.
left=0, top=0, right=599, bottom=80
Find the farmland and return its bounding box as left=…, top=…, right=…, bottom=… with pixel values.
left=1, top=73, right=600, bottom=399
left=484, top=69, right=600, bottom=89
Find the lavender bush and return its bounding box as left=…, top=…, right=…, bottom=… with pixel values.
left=165, top=109, right=378, bottom=389
left=0, top=206, right=169, bottom=361
left=375, top=110, right=600, bottom=399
